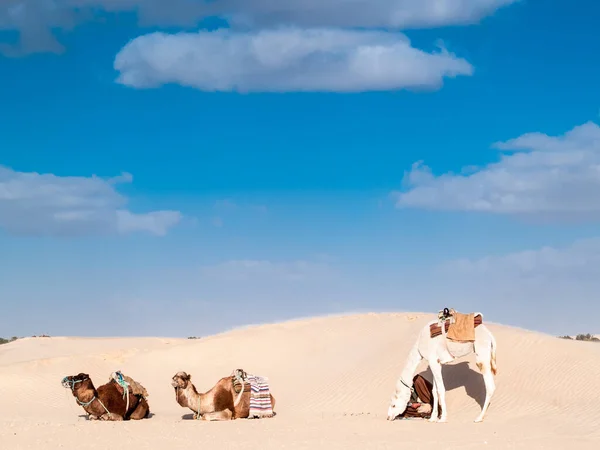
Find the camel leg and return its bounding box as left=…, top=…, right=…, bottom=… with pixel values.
left=429, top=360, right=448, bottom=423
left=130, top=398, right=150, bottom=420
left=129, top=405, right=148, bottom=420
left=101, top=413, right=123, bottom=421
left=474, top=367, right=496, bottom=423
left=474, top=339, right=497, bottom=423
left=201, top=410, right=233, bottom=421
left=428, top=378, right=439, bottom=423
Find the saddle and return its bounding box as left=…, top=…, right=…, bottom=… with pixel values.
left=430, top=308, right=483, bottom=341
left=232, top=368, right=251, bottom=394
left=109, top=371, right=149, bottom=398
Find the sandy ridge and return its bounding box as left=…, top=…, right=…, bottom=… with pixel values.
left=1, top=312, right=599, bottom=449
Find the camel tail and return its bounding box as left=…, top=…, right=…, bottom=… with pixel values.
left=490, top=332, right=498, bottom=376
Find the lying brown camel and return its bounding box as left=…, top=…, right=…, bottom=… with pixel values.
left=171, top=371, right=276, bottom=421
left=62, top=373, right=150, bottom=421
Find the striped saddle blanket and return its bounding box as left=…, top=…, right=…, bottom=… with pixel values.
left=232, top=369, right=274, bottom=419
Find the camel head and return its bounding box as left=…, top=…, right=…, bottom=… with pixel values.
left=61, top=373, right=91, bottom=392
left=386, top=379, right=412, bottom=421
left=171, top=371, right=192, bottom=389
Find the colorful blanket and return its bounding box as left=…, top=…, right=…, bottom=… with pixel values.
left=248, top=375, right=274, bottom=419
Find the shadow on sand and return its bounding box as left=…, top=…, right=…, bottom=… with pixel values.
left=181, top=412, right=278, bottom=420
left=78, top=412, right=155, bottom=420
left=417, top=361, right=485, bottom=408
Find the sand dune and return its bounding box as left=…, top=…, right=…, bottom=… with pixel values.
left=1, top=313, right=599, bottom=449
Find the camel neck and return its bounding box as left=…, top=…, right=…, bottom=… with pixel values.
left=74, top=383, right=97, bottom=406
left=400, top=341, right=422, bottom=384
left=178, top=385, right=206, bottom=415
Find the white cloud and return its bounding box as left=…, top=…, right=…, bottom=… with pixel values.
left=204, top=0, right=518, bottom=29
left=0, top=0, right=517, bottom=56
left=114, top=28, right=473, bottom=93
left=0, top=165, right=182, bottom=236
left=393, top=121, right=600, bottom=219
left=435, top=237, right=600, bottom=333
left=200, top=259, right=334, bottom=282
left=442, top=238, right=600, bottom=280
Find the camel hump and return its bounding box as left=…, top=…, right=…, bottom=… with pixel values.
left=109, top=371, right=149, bottom=398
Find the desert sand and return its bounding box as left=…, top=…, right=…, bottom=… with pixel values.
left=1, top=312, right=599, bottom=449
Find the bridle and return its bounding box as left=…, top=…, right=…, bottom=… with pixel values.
left=174, top=377, right=202, bottom=420
left=399, top=378, right=414, bottom=392
left=62, top=377, right=82, bottom=391
left=61, top=376, right=111, bottom=415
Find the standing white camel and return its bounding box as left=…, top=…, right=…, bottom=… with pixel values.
left=386, top=312, right=497, bottom=423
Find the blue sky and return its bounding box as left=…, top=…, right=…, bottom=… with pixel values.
left=1, top=0, right=600, bottom=337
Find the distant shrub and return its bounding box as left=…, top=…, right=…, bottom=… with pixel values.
left=187, top=336, right=201, bottom=340
left=575, top=333, right=600, bottom=342
left=0, top=336, right=18, bottom=345
left=559, top=334, right=599, bottom=342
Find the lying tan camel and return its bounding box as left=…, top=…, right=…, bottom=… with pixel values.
left=62, top=372, right=150, bottom=421
left=171, top=370, right=276, bottom=421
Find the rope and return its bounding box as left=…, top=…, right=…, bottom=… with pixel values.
left=62, top=376, right=112, bottom=419
left=400, top=378, right=414, bottom=392
left=96, top=398, right=111, bottom=416
left=76, top=395, right=110, bottom=417
left=232, top=369, right=246, bottom=407
left=175, top=385, right=201, bottom=419
left=61, top=377, right=82, bottom=390
left=232, top=369, right=246, bottom=388
left=77, top=396, right=96, bottom=407
left=112, top=371, right=130, bottom=415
